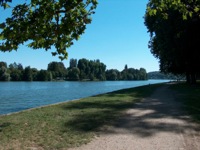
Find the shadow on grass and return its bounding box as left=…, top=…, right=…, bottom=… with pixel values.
left=61, top=84, right=162, bottom=133
left=0, top=122, right=11, bottom=132
left=63, top=100, right=137, bottom=132
left=62, top=83, right=200, bottom=138
left=170, top=82, right=200, bottom=122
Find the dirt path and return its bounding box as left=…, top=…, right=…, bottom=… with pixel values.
left=69, top=84, right=200, bottom=150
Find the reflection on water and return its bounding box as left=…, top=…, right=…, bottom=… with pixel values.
left=0, top=80, right=169, bottom=115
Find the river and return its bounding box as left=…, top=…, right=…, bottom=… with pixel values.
left=0, top=80, right=170, bottom=115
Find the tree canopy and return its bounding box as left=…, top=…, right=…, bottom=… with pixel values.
left=144, top=0, right=200, bottom=84
left=0, top=0, right=98, bottom=60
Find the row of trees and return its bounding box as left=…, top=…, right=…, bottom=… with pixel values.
left=0, top=59, right=147, bottom=81
left=106, top=65, right=147, bottom=81
left=148, top=71, right=185, bottom=80
left=68, top=58, right=107, bottom=81
left=0, top=62, right=53, bottom=81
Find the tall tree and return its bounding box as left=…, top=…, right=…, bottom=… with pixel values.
left=0, top=0, right=98, bottom=60
left=0, top=61, right=7, bottom=68
left=47, top=61, right=67, bottom=79
left=68, top=67, right=80, bottom=81
left=69, top=58, right=77, bottom=69
left=144, top=0, right=200, bottom=84
left=23, top=66, right=33, bottom=81
left=10, top=69, right=22, bottom=81
left=9, top=62, right=23, bottom=81
left=0, top=62, right=10, bottom=81
left=37, top=70, right=52, bottom=81
left=0, top=61, right=10, bottom=81
left=106, top=69, right=120, bottom=81
left=77, top=58, right=89, bottom=79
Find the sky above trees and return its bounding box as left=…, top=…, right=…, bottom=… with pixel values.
left=0, top=0, right=159, bottom=72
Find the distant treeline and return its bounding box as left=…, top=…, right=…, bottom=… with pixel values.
left=0, top=59, right=148, bottom=81
left=148, top=71, right=185, bottom=80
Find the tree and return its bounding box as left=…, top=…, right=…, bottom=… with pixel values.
left=9, top=62, right=23, bottom=81
left=68, top=67, right=80, bottom=81
left=96, top=62, right=106, bottom=80
left=37, top=70, right=52, bottom=81
left=77, top=58, right=89, bottom=79
left=0, top=0, right=98, bottom=60
left=10, top=69, right=22, bottom=81
left=47, top=61, right=67, bottom=79
left=31, top=68, right=39, bottom=81
left=0, top=61, right=7, bottom=68
left=69, top=58, right=77, bottom=69
left=139, top=68, right=147, bottom=80
left=0, top=65, right=10, bottom=81
left=144, top=0, right=200, bottom=84
left=106, top=69, right=120, bottom=81
left=23, top=66, right=33, bottom=81
left=124, top=64, right=128, bottom=70
left=0, top=61, right=10, bottom=81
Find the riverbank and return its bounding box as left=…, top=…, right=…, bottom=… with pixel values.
left=69, top=82, right=200, bottom=150
left=0, top=80, right=170, bottom=115
left=0, top=83, right=161, bottom=149
left=0, top=82, right=199, bottom=150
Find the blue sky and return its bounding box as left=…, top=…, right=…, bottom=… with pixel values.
left=0, top=0, right=159, bottom=72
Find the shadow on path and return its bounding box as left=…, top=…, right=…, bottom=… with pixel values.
left=68, top=84, right=200, bottom=150
left=107, top=85, right=200, bottom=138
left=64, top=84, right=200, bottom=137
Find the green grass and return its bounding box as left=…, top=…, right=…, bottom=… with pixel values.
left=170, top=82, right=200, bottom=122
left=0, top=84, right=162, bottom=150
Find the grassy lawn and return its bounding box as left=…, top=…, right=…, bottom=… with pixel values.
left=170, top=82, right=200, bottom=122
left=0, top=84, right=161, bottom=150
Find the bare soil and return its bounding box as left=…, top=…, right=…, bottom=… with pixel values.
left=69, top=84, right=200, bottom=150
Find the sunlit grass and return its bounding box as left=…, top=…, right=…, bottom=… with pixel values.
left=0, top=84, right=162, bottom=150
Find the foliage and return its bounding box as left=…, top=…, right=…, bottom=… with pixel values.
left=69, top=58, right=78, bottom=69
left=148, top=71, right=185, bottom=80
left=144, top=0, right=200, bottom=84
left=10, top=69, right=22, bottom=81
left=0, top=59, right=148, bottom=81
left=0, top=0, right=11, bottom=9
left=68, top=67, right=80, bottom=81
left=0, top=61, right=52, bottom=81
left=106, top=65, right=147, bottom=81
left=0, top=66, right=10, bottom=81
left=0, top=62, right=10, bottom=81
left=75, top=58, right=106, bottom=81
left=47, top=61, right=67, bottom=79
left=106, top=69, right=120, bottom=81
left=0, top=0, right=98, bottom=60
left=37, top=70, right=52, bottom=81
left=23, top=66, right=33, bottom=81
left=0, top=61, right=7, bottom=68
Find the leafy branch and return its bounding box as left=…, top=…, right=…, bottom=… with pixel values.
left=0, top=0, right=98, bottom=60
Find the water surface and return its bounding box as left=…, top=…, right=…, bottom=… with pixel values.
left=0, top=80, right=169, bottom=115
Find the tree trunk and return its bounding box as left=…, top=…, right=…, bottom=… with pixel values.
left=186, top=72, right=191, bottom=84
left=191, top=73, right=196, bottom=84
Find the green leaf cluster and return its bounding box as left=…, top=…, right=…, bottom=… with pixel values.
left=146, top=0, right=200, bottom=20
left=0, top=0, right=98, bottom=60
left=144, top=0, right=200, bottom=84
